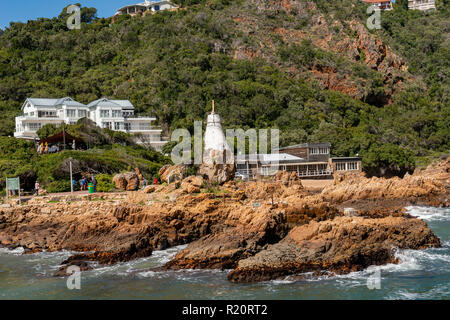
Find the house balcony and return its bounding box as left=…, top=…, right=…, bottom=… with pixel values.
left=16, top=115, right=63, bottom=122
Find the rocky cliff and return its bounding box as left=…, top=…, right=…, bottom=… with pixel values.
left=0, top=159, right=447, bottom=281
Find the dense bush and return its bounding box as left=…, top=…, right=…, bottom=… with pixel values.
left=96, top=174, right=115, bottom=192
left=46, top=180, right=71, bottom=193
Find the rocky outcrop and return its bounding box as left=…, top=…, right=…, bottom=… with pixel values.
left=198, top=160, right=235, bottom=185
left=159, top=164, right=187, bottom=184
left=112, top=168, right=144, bottom=191
left=273, top=170, right=303, bottom=187
left=1, top=159, right=447, bottom=281
left=228, top=216, right=441, bottom=283
left=322, top=158, right=449, bottom=206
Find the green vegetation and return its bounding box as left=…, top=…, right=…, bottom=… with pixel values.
left=96, top=174, right=115, bottom=192
left=0, top=1, right=448, bottom=178
left=0, top=131, right=171, bottom=192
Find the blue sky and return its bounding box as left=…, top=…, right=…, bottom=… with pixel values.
left=0, top=1, right=137, bottom=29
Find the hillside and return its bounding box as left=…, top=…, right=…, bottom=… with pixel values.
left=0, top=0, right=448, bottom=176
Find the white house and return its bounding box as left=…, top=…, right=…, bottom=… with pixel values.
left=87, top=98, right=167, bottom=151
left=14, top=97, right=168, bottom=151
left=115, top=0, right=178, bottom=16
left=408, top=0, right=436, bottom=10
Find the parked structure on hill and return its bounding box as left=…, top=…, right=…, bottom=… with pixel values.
left=115, top=0, right=178, bottom=16
left=408, top=0, right=436, bottom=10
left=14, top=97, right=167, bottom=151
left=235, top=142, right=362, bottom=179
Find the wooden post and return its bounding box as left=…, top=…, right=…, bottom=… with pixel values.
left=18, top=177, right=21, bottom=206
left=212, top=100, right=215, bottom=114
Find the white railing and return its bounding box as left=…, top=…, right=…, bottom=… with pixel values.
left=235, top=168, right=334, bottom=179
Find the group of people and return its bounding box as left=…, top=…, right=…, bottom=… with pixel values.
left=76, top=175, right=97, bottom=192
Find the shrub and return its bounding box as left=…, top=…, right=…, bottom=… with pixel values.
left=96, top=174, right=115, bottom=192
left=46, top=180, right=71, bottom=193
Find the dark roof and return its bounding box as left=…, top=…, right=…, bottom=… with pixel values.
left=277, top=142, right=331, bottom=150
left=39, top=132, right=84, bottom=144
left=331, top=157, right=362, bottom=161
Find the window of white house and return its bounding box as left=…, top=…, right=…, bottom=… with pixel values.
left=112, top=110, right=122, bottom=118
left=100, top=110, right=110, bottom=118
left=122, top=111, right=133, bottom=117
left=114, top=122, right=121, bottom=130
left=319, top=147, right=329, bottom=154
left=28, top=123, right=41, bottom=131
left=309, top=148, right=319, bottom=155
left=38, top=111, right=57, bottom=118
left=124, top=123, right=131, bottom=131
left=66, top=109, right=76, bottom=117
left=78, top=110, right=87, bottom=118
left=336, top=163, right=346, bottom=171
left=102, top=122, right=112, bottom=129
left=139, top=123, right=151, bottom=130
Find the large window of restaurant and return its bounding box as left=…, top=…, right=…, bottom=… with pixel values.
left=347, top=162, right=358, bottom=170
left=336, top=162, right=359, bottom=171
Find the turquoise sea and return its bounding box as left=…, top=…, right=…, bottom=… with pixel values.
left=0, top=206, right=449, bottom=300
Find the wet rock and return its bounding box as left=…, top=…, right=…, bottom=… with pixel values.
left=228, top=216, right=441, bottom=283
left=54, top=260, right=93, bottom=277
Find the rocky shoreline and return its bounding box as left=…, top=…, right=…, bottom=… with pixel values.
left=0, top=158, right=448, bottom=282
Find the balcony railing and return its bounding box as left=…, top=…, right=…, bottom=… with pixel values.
left=236, top=168, right=334, bottom=179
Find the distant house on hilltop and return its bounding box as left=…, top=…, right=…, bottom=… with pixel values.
left=408, top=0, right=436, bottom=10
left=115, top=0, right=178, bottom=17
left=362, top=0, right=393, bottom=10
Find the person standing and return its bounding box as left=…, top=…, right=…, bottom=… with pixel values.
left=142, top=178, right=147, bottom=189
left=92, top=175, right=97, bottom=193
left=34, top=181, right=40, bottom=196
left=154, top=178, right=158, bottom=185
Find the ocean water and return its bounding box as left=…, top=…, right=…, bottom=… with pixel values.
left=0, top=206, right=449, bottom=300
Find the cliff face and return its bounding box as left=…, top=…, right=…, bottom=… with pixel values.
left=227, top=0, right=413, bottom=104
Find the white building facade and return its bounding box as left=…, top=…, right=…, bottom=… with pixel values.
left=115, top=0, right=178, bottom=16
left=408, top=0, right=436, bottom=10
left=14, top=97, right=167, bottom=151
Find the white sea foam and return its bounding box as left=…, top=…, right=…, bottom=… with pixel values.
left=406, top=206, right=450, bottom=222
left=0, top=246, right=24, bottom=255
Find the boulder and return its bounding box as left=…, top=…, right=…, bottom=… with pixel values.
left=180, top=176, right=204, bottom=194
left=228, top=216, right=441, bottom=283
left=273, top=170, right=303, bottom=187
left=159, top=164, right=186, bottom=184
left=124, top=172, right=139, bottom=191
left=112, top=170, right=141, bottom=191
left=113, top=174, right=127, bottom=190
